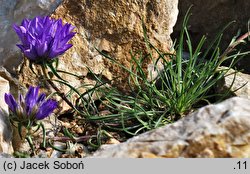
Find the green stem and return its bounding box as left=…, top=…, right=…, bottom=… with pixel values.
left=26, top=135, right=35, bottom=154
left=41, top=63, right=75, bottom=109
left=219, top=31, right=250, bottom=61
left=87, top=137, right=100, bottom=149
left=48, top=139, right=66, bottom=152
left=216, top=31, right=250, bottom=70
left=40, top=123, right=46, bottom=149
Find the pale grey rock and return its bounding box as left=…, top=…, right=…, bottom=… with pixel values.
left=0, top=153, right=13, bottom=158
left=0, top=75, right=13, bottom=154
left=215, top=67, right=250, bottom=99
left=0, top=0, right=63, bottom=73
left=90, top=97, right=250, bottom=158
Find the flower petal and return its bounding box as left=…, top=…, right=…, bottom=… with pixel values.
left=18, top=94, right=25, bottom=108
left=25, top=86, right=39, bottom=115
left=14, top=16, right=75, bottom=61
left=36, top=41, right=48, bottom=57
left=48, top=44, right=72, bottom=58
left=4, top=93, right=18, bottom=112
left=23, top=48, right=37, bottom=60
left=13, top=25, right=29, bottom=46
left=36, top=99, right=57, bottom=120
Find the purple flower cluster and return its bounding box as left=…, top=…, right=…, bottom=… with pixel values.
left=5, top=86, right=57, bottom=121
left=13, top=16, right=76, bottom=62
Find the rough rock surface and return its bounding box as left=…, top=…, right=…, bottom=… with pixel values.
left=172, top=0, right=250, bottom=72
left=215, top=67, right=250, bottom=99
left=18, top=0, right=179, bottom=94
left=0, top=75, right=13, bottom=154
left=90, top=97, right=250, bottom=158
left=0, top=153, right=13, bottom=158
left=0, top=0, right=62, bottom=73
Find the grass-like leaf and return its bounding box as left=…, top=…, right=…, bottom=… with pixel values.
left=85, top=8, right=250, bottom=135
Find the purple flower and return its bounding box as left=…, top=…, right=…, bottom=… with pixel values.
left=4, top=86, right=57, bottom=121
left=13, top=16, right=76, bottom=62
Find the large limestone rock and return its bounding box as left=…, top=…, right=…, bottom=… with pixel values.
left=173, top=0, right=250, bottom=72
left=18, top=0, right=179, bottom=93
left=0, top=0, right=63, bottom=73
left=0, top=75, right=13, bottom=154
left=91, top=97, right=250, bottom=158
left=215, top=67, right=250, bottom=99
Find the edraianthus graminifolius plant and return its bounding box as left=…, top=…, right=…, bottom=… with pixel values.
left=4, top=86, right=57, bottom=124
left=13, top=16, right=76, bottom=63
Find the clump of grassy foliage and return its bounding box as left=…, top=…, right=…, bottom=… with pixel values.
left=32, top=9, right=250, bottom=150
left=85, top=9, right=250, bottom=136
